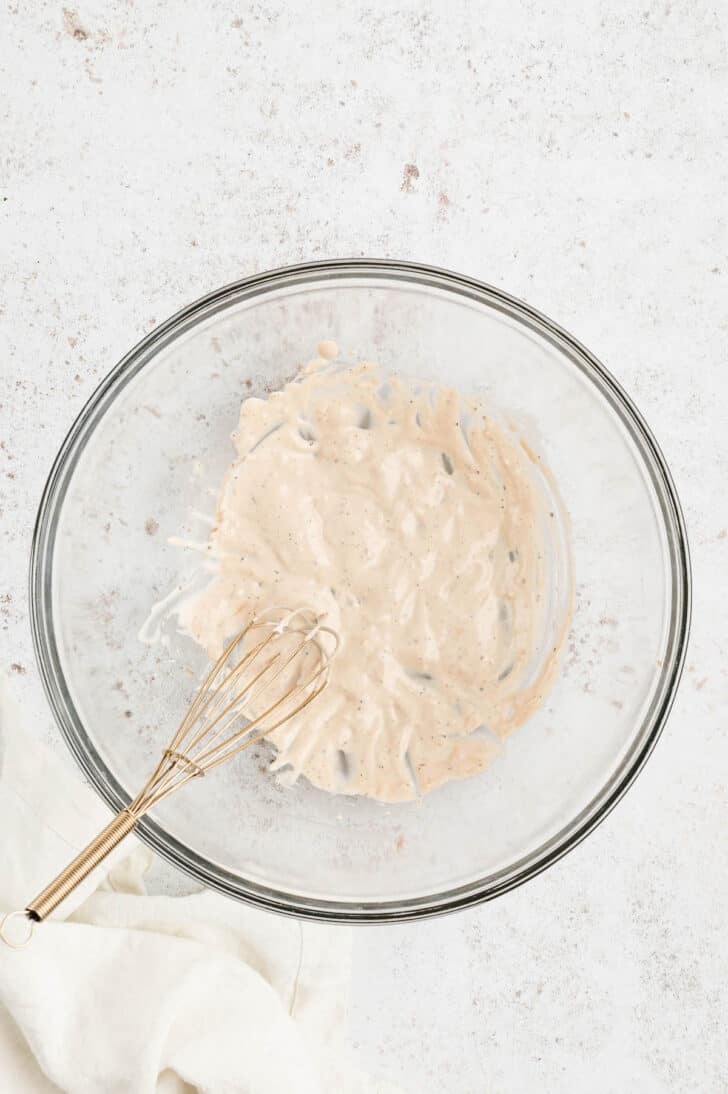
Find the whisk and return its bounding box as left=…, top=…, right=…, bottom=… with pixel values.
left=0, top=607, right=338, bottom=948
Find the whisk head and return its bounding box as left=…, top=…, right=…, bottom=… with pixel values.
left=130, top=607, right=338, bottom=815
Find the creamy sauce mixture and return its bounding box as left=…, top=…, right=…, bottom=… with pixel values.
left=182, top=344, right=568, bottom=801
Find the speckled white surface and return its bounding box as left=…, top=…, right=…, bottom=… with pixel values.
left=2, top=3, right=727, bottom=1091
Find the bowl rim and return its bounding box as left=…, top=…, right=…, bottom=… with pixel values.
left=30, top=257, right=692, bottom=923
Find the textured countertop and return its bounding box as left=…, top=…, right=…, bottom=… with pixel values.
left=2, top=3, right=726, bottom=1091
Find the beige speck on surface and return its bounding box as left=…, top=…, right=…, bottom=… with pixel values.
left=317, top=339, right=339, bottom=359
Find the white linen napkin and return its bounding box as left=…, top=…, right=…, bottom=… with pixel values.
left=0, top=685, right=402, bottom=1094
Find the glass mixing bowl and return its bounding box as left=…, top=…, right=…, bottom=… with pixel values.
left=30, top=260, right=690, bottom=922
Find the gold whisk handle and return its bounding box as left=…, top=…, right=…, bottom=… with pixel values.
left=26, top=808, right=138, bottom=922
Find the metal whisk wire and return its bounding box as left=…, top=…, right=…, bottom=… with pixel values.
left=0, top=607, right=337, bottom=948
